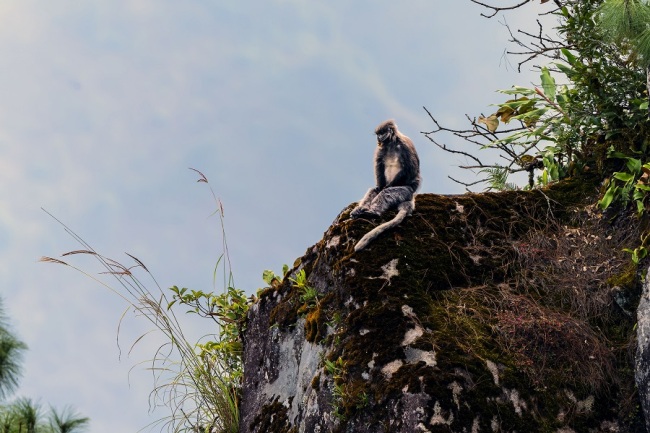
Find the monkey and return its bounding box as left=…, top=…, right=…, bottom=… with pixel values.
left=350, top=119, right=421, bottom=251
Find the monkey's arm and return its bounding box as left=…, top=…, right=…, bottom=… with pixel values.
left=374, top=146, right=387, bottom=190
left=375, top=161, right=387, bottom=189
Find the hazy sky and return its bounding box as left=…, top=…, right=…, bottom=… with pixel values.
left=0, top=1, right=555, bottom=431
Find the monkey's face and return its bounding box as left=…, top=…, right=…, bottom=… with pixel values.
left=375, top=120, right=397, bottom=144
left=376, top=126, right=394, bottom=144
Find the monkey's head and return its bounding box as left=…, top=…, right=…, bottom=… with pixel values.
left=375, top=119, right=397, bottom=144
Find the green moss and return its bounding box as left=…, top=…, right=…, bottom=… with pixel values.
left=607, top=261, right=638, bottom=289
left=311, top=373, right=320, bottom=390
left=268, top=285, right=299, bottom=330
left=304, top=304, right=322, bottom=342
left=331, top=378, right=369, bottom=421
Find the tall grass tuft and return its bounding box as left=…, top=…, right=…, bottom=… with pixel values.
left=41, top=169, right=246, bottom=433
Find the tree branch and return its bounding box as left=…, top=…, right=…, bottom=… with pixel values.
left=469, top=0, right=533, bottom=18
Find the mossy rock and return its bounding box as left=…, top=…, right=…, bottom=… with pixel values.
left=240, top=176, right=644, bottom=433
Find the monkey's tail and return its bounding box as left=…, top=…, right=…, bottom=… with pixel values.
left=354, top=200, right=414, bottom=252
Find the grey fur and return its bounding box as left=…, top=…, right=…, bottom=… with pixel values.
left=351, top=119, right=420, bottom=251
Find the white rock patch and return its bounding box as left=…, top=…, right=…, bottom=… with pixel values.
left=504, top=388, right=527, bottom=416
left=402, top=304, right=416, bottom=318
left=368, top=259, right=400, bottom=285
left=430, top=401, right=454, bottom=425
left=261, top=319, right=323, bottom=424
left=404, top=347, right=437, bottom=367
left=326, top=235, right=340, bottom=249
left=381, top=360, right=404, bottom=379
left=486, top=359, right=500, bottom=386
left=471, top=417, right=480, bottom=433
left=448, top=381, right=462, bottom=409
left=491, top=416, right=500, bottom=432
left=564, top=390, right=594, bottom=413
left=402, top=325, right=424, bottom=346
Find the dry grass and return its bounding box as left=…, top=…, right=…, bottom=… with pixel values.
left=514, top=204, right=640, bottom=321
left=39, top=169, right=241, bottom=433
left=494, top=286, right=616, bottom=393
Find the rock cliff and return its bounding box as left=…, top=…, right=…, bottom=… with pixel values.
left=239, top=177, right=647, bottom=433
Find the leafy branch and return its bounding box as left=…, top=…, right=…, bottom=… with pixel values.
left=424, top=66, right=572, bottom=190
left=428, top=0, right=650, bottom=192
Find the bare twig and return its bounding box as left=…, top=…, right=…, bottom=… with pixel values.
left=423, top=104, right=539, bottom=189
left=469, top=0, right=533, bottom=18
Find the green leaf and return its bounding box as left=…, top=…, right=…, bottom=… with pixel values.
left=613, top=172, right=635, bottom=182
left=555, top=63, right=574, bottom=77
left=560, top=48, right=577, bottom=66
left=516, top=98, right=538, bottom=115
left=634, top=188, right=647, bottom=201
left=498, top=86, right=538, bottom=96
left=513, top=107, right=547, bottom=127
left=501, top=97, right=536, bottom=112
left=262, top=270, right=276, bottom=285
left=540, top=67, right=556, bottom=102
left=626, top=157, right=642, bottom=174
left=607, top=148, right=630, bottom=160
left=599, top=185, right=618, bottom=209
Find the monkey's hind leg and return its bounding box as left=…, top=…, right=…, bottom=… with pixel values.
left=350, top=187, right=379, bottom=219
left=367, top=186, right=414, bottom=216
